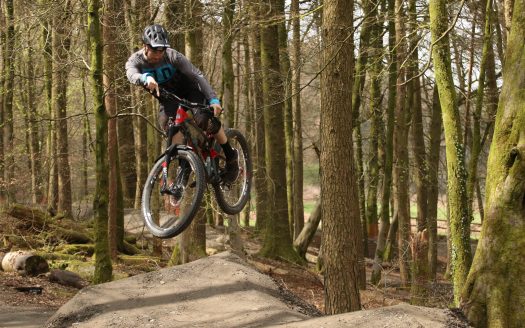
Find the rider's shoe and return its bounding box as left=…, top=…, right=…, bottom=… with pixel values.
left=221, top=150, right=239, bottom=184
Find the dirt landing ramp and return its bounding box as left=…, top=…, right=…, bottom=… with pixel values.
left=44, top=252, right=459, bottom=328
left=270, top=304, right=461, bottom=327
left=44, top=252, right=311, bottom=328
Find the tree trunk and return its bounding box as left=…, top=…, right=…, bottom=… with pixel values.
left=461, top=1, right=525, bottom=326
left=0, top=2, right=5, bottom=203
left=221, top=0, right=235, bottom=128
left=293, top=199, right=321, bottom=259
left=366, top=0, right=381, bottom=256
left=172, top=0, right=208, bottom=263
left=371, top=0, right=396, bottom=285
left=351, top=7, right=369, bottom=258
left=393, top=0, right=411, bottom=287
left=429, top=0, right=472, bottom=305
left=320, top=0, right=362, bottom=313
left=247, top=2, right=268, bottom=234
left=166, top=0, right=186, bottom=54
left=88, top=0, right=113, bottom=284
left=104, top=0, right=126, bottom=260
left=291, top=0, right=304, bottom=240
left=53, top=3, right=73, bottom=216
left=277, top=0, right=295, bottom=239
left=1, top=251, right=49, bottom=276
left=39, top=3, right=57, bottom=211
left=3, top=0, right=15, bottom=203
left=426, top=84, right=442, bottom=279
left=24, top=43, right=42, bottom=204
left=126, top=0, right=149, bottom=209
left=467, top=0, right=493, bottom=225
left=408, top=0, right=427, bottom=232
left=258, top=0, right=301, bottom=264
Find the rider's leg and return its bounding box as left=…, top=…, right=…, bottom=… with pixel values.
left=213, top=127, right=239, bottom=183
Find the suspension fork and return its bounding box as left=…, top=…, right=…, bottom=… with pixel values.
left=161, top=124, right=180, bottom=194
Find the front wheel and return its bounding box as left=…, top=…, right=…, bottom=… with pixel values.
left=141, top=149, right=206, bottom=238
left=212, top=129, right=252, bottom=215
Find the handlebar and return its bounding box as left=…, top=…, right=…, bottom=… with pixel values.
left=148, top=86, right=212, bottom=113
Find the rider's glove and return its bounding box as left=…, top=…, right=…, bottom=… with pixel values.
left=209, top=98, right=222, bottom=117
left=142, top=74, right=159, bottom=97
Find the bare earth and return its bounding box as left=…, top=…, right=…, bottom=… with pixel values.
left=41, top=252, right=462, bottom=328
left=0, top=208, right=471, bottom=328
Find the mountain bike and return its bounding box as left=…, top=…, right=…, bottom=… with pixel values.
left=141, top=88, right=252, bottom=239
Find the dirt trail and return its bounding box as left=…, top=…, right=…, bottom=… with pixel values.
left=41, top=252, right=461, bottom=328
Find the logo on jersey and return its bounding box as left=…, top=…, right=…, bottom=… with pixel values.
left=143, top=64, right=176, bottom=84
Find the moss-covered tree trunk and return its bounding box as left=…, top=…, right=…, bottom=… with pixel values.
left=371, top=0, right=396, bottom=285
left=467, top=0, right=492, bottom=224
left=320, top=0, right=362, bottom=313
left=104, top=0, right=126, bottom=260
left=460, top=0, right=525, bottom=326
left=258, top=0, right=301, bottom=263
left=126, top=0, right=149, bottom=209
left=276, top=0, right=295, bottom=238
left=89, top=0, right=112, bottom=284
left=352, top=11, right=369, bottom=260
left=429, top=0, right=472, bottom=305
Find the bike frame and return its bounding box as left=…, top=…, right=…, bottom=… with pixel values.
left=161, top=103, right=225, bottom=193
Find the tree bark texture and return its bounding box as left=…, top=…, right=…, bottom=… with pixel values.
left=426, top=84, right=442, bottom=279
left=461, top=0, right=525, bottom=326
left=320, top=0, right=362, bottom=314
left=277, top=0, right=296, bottom=239
left=291, top=0, right=305, bottom=240
left=221, top=0, right=235, bottom=128
left=3, top=0, right=15, bottom=203
left=247, top=1, right=269, bottom=233
left=89, top=0, right=113, bottom=284
left=393, top=0, right=411, bottom=287
left=1, top=251, right=49, bottom=276
left=429, top=0, right=472, bottom=305
left=104, top=0, right=126, bottom=260
left=371, top=0, right=396, bottom=285
left=467, top=0, right=493, bottom=225
left=52, top=3, right=73, bottom=215
left=293, top=199, right=321, bottom=259
left=258, top=0, right=300, bottom=263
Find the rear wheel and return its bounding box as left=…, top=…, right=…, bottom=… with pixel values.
left=141, top=149, right=206, bottom=238
left=213, top=129, right=252, bottom=215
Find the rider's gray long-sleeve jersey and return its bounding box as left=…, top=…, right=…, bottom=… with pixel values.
left=125, top=48, right=218, bottom=103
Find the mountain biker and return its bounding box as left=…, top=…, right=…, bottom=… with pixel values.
left=125, top=24, right=239, bottom=183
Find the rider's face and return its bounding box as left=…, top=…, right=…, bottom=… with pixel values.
left=144, top=45, right=166, bottom=64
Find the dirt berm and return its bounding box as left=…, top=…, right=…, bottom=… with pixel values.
left=44, top=252, right=460, bottom=328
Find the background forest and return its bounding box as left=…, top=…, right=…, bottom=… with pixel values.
left=1, top=0, right=524, bottom=327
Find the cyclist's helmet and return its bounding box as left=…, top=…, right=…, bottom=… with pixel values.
left=142, top=24, right=170, bottom=48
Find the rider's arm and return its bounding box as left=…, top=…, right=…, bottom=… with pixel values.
left=167, top=49, right=219, bottom=105
left=125, top=50, right=151, bottom=86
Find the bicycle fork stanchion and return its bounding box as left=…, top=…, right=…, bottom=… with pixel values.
left=160, top=123, right=180, bottom=195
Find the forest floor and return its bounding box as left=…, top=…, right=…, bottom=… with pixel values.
left=0, top=203, right=472, bottom=327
